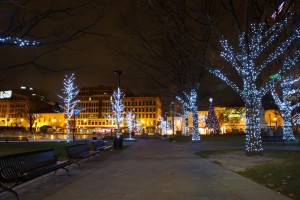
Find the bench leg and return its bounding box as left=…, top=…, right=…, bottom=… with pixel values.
left=54, top=167, right=70, bottom=176
left=0, top=183, right=19, bottom=200
left=68, top=161, right=81, bottom=169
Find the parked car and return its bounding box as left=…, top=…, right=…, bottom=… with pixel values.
left=40, top=125, right=53, bottom=134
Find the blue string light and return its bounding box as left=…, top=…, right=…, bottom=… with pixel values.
left=271, top=76, right=300, bottom=141
left=58, top=73, right=80, bottom=142
left=0, top=37, right=39, bottom=46
left=111, top=87, right=125, bottom=138
left=208, top=16, right=299, bottom=154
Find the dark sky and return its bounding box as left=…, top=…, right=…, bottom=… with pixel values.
left=0, top=0, right=248, bottom=107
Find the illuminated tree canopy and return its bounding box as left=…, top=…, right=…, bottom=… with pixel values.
left=58, top=73, right=79, bottom=142
left=111, top=87, right=125, bottom=138
left=208, top=15, right=300, bottom=154
left=271, top=76, right=300, bottom=141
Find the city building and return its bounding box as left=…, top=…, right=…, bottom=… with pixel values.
left=165, top=107, right=286, bottom=135
left=0, top=88, right=54, bottom=132
left=75, top=86, right=162, bottom=135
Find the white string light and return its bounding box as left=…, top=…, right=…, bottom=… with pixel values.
left=111, top=87, right=125, bottom=138
left=58, top=73, right=79, bottom=142
left=0, top=37, right=39, bottom=46
left=208, top=16, right=299, bottom=154
left=125, top=110, right=135, bottom=139
left=271, top=76, right=300, bottom=141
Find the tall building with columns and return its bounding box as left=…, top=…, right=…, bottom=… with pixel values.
left=75, top=86, right=162, bottom=135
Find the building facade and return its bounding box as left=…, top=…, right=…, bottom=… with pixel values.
left=0, top=89, right=54, bottom=132
left=75, top=86, right=162, bottom=135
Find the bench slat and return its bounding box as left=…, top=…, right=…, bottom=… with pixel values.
left=0, top=149, right=72, bottom=200
left=65, top=143, right=100, bottom=168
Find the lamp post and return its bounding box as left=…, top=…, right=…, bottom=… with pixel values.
left=113, top=69, right=123, bottom=149
left=171, top=102, right=175, bottom=137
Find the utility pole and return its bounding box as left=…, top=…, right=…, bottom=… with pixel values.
left=171, top=102, right=175, bottom=137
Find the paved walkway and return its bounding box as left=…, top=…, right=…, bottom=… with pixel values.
left=0, top=139, right=292, bottom=200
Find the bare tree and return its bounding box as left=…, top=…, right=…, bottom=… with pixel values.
left=116, top=0, right=222, bottom=140
left=207, top=0, right=299, bottom=155
left=0, top=0, right=106, bottom=73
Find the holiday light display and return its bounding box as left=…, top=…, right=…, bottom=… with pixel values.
left=58, top=73, right=79, bottom=142
left=177, top=89, right=201, bottom=141
left=176, top=96, right=190, bottom=136
left=189, top=89, right=200, bottom=141
left=271, top=76, right=300, bottom=141
left=0, top=36, right=39, bottom=46
left=134, top=120, right=142, bottom=134
left=208, top=17, right=299, bottom=154
left=159, top=117, right=169, bottom=135
left=111, top=87, right=125, bottom=138
left=293, top=113, right=300, bottom=124
left=125, top=110, right=135, bottom=138
left=206, top=98, right=221, bottom=134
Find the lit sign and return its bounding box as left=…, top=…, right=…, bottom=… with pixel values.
left=0, top=90, right=12, bottom=99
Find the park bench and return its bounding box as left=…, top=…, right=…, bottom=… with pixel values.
left=65, top=143, right=100, bottom=168
left=0, top=137, right=28, bottom=143
left=0, top=149, right=72, bottom=200
left=91, top=140, right=112, bottom=151
left=261, top=135, right=285, bottom=143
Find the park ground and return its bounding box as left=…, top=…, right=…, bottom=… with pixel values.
left=1, top=134, right=300, bottom=199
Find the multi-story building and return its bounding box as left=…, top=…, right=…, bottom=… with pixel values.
left=123, top=96, right=162, bottom=134
left=76, top=86, right=162, bottom=135
left=0, top=88, right=54, bottom=131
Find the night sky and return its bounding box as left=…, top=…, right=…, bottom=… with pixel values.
left=1, top=0, right=296, bottom=108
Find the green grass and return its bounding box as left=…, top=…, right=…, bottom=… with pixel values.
left=0, top=141, right=95, bottom=160
left=195, top=149, right=300, bottom=200
left=171, top=134, right=245, bottom=146
left=239, top=150, right=300, bottom=199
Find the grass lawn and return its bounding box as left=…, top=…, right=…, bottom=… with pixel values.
left=239, top=150, right=300, bottom=200
left=196, top=149, right=300, bottom=200
left=171, top=134, right=246, bottom=146
left=0, top=142, right=75, bottom=160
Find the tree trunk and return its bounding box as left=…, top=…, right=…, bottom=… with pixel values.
left=245, top=99, right=263, bottom=155
left=183, top=108, right=189, bottom=136
left=282, top=110, right=295, bottom=141
left=191, top=104, right=200, bottom=141
left=29, top=115, right=33, bottom=133
left=66, top=120, right=70, bottom=142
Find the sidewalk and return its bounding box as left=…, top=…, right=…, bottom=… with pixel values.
left=0, top=139, right=291, bottom=200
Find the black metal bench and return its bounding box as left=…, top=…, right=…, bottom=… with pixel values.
left=0, top=137, right=28, bottom=143
left=0, top=149, right=72, bottom=200
left=261, top=135, right=285, bottom=143
left=91, top=140, right=112, bottom=151
left=65, top=143, right=100, bottom=168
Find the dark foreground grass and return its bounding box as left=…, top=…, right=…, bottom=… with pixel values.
left=0, top=142, right=74, bottom=160
left=0, top=140, right=123, bottom=160
left=171, top=134, right=245, bottom=146
left=196, top=149, right=300, bottom=200
left=239, top=150, right=300, bottom=200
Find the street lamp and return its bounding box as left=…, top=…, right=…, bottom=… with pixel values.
left=113, top=70, right=122, bottom=87
left=171, top=102, right=175, bottom=137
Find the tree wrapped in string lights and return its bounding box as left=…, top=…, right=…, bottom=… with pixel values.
left=177, top=88, right=200, bottom=141
left=293, top=113, right=300, bottom=125
left=125, top=110, right=135, bottom=139
left=206, top=98, right=221, bottom=135
left=176, top=96, right=190, bottom=137
left=58, top=73, right=79, bottom=142
left=208, top=17, right=300, bottom=155
left=271, top=76, right=300, bottom=141
left=111, top=87, right=125, bottom=138
left=159, top=117, right=169, bottom=135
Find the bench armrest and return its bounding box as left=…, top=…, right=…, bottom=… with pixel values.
left=0, top=166, right=21, bottom=184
